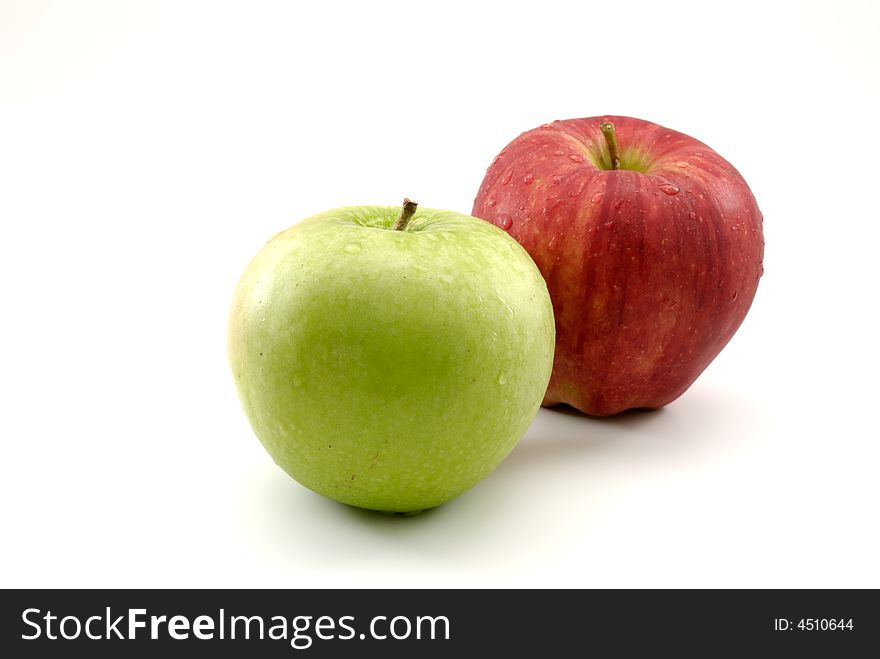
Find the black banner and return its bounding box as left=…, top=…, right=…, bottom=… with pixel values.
left=1, top=589, right=876, bottom=656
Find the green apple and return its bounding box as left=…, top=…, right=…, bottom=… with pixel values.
left=228, top=200, right=555, bottom=513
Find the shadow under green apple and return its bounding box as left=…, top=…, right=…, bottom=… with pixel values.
left=245, top=383, right=762, bottom=581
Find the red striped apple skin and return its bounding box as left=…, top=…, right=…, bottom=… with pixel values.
left=472, top=116, right=764, bottom=416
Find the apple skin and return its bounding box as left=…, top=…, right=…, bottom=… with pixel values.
left=228, top=206, right=555, bottom=513
left=472, top=116, right=764, bottom=416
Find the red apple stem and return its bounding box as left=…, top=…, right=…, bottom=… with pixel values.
left=600, top=121, right=621, bottom=170
left=391, top=198, right=418, bottom=231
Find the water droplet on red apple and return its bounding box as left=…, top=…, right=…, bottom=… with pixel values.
left=675, top=161, right=690, bottom=168
left=492, top=155, right=502, bottom=165
left=540, top=123, right=552, bottom=130
left=553, top=149, right=565, bottom=156
left=500, top=171, right=512, bottom=185
left=550, top=175, right=564, bottom=185
left=688, top=211, right=697, bottom=220
left=731, top=291, right=738, bottom=302
left=591, top=192, right=604, bottom=204
left=487, top=198, right=497, bottom=207
left=522, top=172, right=534, bottom=185
left=659, top=183, right=680, bottom=195
left=568, top=154, right=584, bottom=163
left=499, top=214, right=513, bottom=230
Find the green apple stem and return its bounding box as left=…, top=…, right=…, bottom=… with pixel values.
left=600, top=121, right=621, bottom=170
left=391, top=198, right=419, bottom=232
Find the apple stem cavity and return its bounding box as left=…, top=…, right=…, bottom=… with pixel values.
left=600, top=122, right=621, bottom=170
left=392, top=198, right=419, bottom=232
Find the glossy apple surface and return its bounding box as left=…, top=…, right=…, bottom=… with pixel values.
left=473, top=116, right=764, bottom=415
left=228, top=204, right=555, bottom=512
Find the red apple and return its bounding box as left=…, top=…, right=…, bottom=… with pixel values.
left=472, top=116, right=764, bottom=415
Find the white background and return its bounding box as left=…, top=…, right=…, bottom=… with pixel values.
left=1, top=0, right=878, bottom=588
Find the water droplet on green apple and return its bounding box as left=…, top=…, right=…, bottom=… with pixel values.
left=498, top=373, right=508, bottom=385
left=658, top=184, right=680, bottom=195
left=344, top=243, right=362, bottom=254
left=440, top=273, right=455, bottom=284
